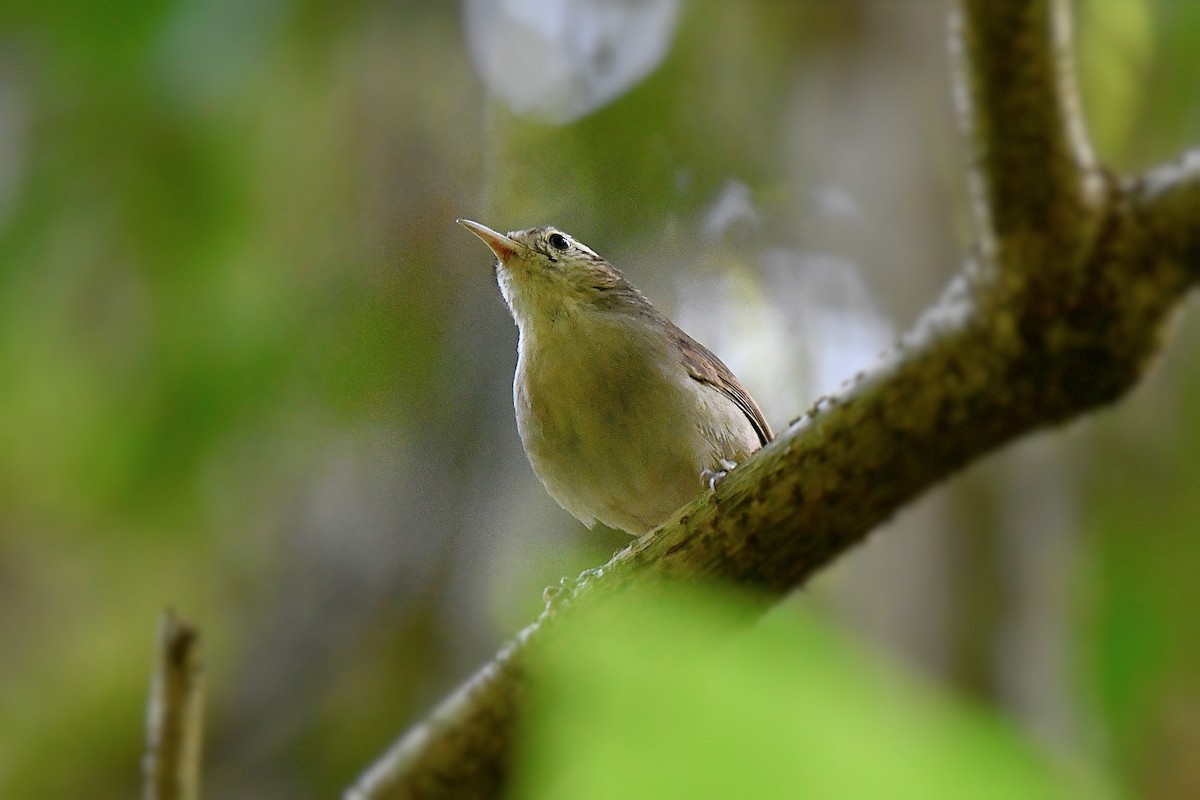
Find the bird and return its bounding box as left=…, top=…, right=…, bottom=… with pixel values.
left=459, top=219, right=772, bottom=536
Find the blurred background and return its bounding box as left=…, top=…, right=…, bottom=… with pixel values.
left=0, top=0, right=1198, bottom=796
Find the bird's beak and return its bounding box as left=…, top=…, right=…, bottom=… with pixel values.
left=457, top=219, right=522, bottom=262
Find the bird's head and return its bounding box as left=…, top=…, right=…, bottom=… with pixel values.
left=458, top=219, right=648, bottom=327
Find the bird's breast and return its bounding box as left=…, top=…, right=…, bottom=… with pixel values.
left=511, top=315, right=755, bottom=534
left=516, top=320, right=666, bottom=461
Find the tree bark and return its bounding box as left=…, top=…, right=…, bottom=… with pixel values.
left=347, top=1, right=1200, bottom=796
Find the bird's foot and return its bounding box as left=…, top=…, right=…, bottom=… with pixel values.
left=701, top=459, right=739, bottom=492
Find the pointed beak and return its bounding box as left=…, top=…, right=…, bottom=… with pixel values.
left=457, top=219, right=522, bottom=262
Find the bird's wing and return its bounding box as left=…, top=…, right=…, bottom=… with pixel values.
left=671, top=324, right=773, bottom=447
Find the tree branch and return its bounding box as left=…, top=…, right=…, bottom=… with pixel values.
left=346, top=3, right=1200, bottom=797
left=952, top=0, right=1101, bottom=252
left=142, top=611, right=205, bottom=800
left=1132, top=150, right=1200, bottom=278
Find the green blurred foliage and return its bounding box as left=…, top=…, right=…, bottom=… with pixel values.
left=486, top=3, right=820, bottom=238
left=1077, top=0, right=1154, bottom=160
left=1084, top=327, right=1200, bottom=793
left=516, top=584, right=1098, bottom=799
left=0, top=2, right=467, bottom=796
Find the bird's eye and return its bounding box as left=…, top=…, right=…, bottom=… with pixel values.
left=547, top=232, right=570, bottom=251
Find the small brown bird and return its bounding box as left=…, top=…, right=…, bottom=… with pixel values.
left=459, top=219, right=772, bottom=536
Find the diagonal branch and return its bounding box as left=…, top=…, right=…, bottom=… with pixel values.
left=345, top=4, right=1200, bottom=798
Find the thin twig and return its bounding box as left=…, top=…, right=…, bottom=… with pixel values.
left=142, top=610, right=205, bottom=800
